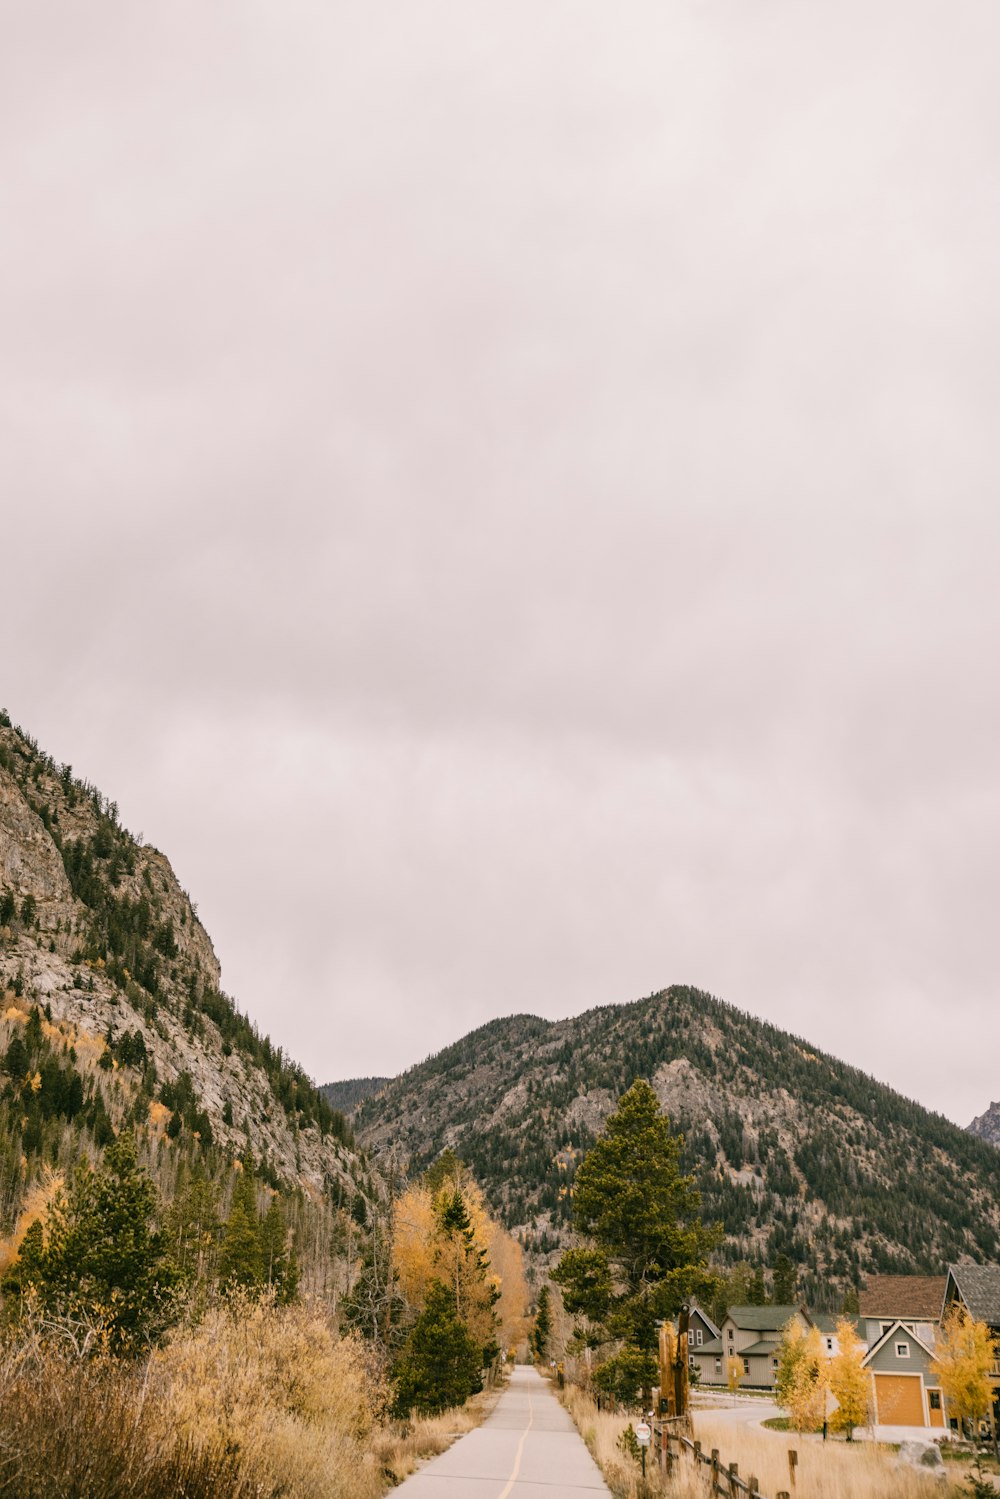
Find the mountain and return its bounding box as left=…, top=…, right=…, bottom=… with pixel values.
left=969, top=1102, right=1000, bottom=1147
left=321, top=1077, right=391, bottom=1114
left=354, top=989, right=1000, bottom=1306
left=0, top=713, right=375, bottom=1285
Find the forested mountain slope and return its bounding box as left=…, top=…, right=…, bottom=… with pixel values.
left=321, top=1077, right=391, bottom=1114
left=0, top=714, right=375, bottom=1293
left=355, top=989, right=1000, bottom=1306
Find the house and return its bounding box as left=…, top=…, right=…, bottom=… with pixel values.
left=700, top=1306, right=811, bottom=1390
left=942, top=1263, right=1000, bottom=1432
left=811, top=1312, right=863, bottom=1358
left=857, top=1275, right=946, bottom=1351
left=862, top=1318, right=947, bottom=1431
left=686, top=1302, right=721, bottom=1364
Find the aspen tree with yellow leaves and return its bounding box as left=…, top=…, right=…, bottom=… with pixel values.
left=931, top=1306, right=996, bottom=1439
left=776, top=1320, right=829, bottom=1433
left=828, top=1318, right=870, bottom=1438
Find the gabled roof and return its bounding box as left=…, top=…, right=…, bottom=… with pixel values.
left=858, top=1275, right=946, bottom=1321
left=725, top=1305, right=809, bottom=1332
left=695, top=1338, right=724, bottom=1356
left=687, top=1302, right=721, bottom=1338
left=862, top=1318, right=936, bottom=1366
left=946, top=1264, right=1000, bottom=1326
left=811, top=1313, right=863, bottom=1336
left=741, top=1339, right=783, bottom=1357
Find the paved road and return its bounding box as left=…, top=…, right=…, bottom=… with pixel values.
left=693, top=1397, right=782, bottom=1429
left=395, top=1365, right=611, bottom=1498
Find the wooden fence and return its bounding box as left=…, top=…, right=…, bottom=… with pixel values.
left=655, top=1420, right=796, bottom=1499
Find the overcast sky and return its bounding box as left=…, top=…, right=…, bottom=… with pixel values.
left=3, top=2, right=998, bottom=1126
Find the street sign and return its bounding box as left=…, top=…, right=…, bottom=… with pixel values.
left=634, top=1422, right=651, bottom=1447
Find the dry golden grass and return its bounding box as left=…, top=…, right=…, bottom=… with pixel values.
left=560, top=1387, right=964, bottom=1499
left=692, top=1411, right=962, bottom=1499
left=151, top=1292, right=391, bottom=1499
left=0, top=1295, right=499, bottom=1499
left=373, top=1384, right=502, bottom=1484
left=560, top=1384, right=702, bottom=1498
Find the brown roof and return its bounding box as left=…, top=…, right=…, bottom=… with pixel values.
left=858, top=1275, right=946, bottom=1320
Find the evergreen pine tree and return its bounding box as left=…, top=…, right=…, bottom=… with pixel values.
left=260, top=1197, right=298, bottom=1303
left=772, top=1253, right=797, bottom=1305
left=393, top=1279, right=484, bottom=1416
left=530, top=1284, right=552, bottom=1361
left=553, top=1078, right=718, bottom=1406
left=13, top=1130, right=179, bottom=1355
left=219, top=1159, right=263, bottom=1289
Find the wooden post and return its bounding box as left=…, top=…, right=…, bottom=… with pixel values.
left=676, top=1303, right=691, bottom=1420
left=660, top=1320, right=676, bottom=1416
left=728, top=1460, right=739, bottom=1498
left=778, top=1492, right=790, bottom=1499
left=748, top=1477, right=759, bottom=1498
left=788, top=1449, right=798, bottom=1488
left=711, top=1449, right=721, bottom=1495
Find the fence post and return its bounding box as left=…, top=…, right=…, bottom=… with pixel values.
left=728, top=1460, right=739, bottom=1498
left=749, top=1477, right=759, bottom=1499
left=788, top=1449, right=798, bottom=1489
left=778, top=1493, right=790, bottom=1499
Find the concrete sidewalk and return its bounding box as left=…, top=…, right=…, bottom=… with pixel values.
left=395, top=1365, right=611, bottom=1497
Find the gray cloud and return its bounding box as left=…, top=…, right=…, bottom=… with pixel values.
left=3, top=1, right=999, bottom=1123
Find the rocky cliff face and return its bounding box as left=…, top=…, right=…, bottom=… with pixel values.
left=0, top=716, right=364, bottom=1201
left=969, top=1102, right=1000, bottom=1147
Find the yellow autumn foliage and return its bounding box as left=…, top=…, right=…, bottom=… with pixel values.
left=148, top=1100, right=172, bottom=1130
left=828, top=1319, right=869, bottom=1435
left=931, top=1305, right=995, bottom=1432
left=392, top=1173, right=529, bottom=1353
left=0, top=1167, right=65, bottom=1274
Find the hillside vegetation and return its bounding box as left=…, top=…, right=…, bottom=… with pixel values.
left=0, top=713, right=375, bottom=1297
left=355, top=990, right=1000, bottom=1306
left=0, top=713, right=532, bottom=1496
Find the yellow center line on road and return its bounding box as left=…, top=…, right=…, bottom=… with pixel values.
left=496, top=1396, right=534, bottom=1499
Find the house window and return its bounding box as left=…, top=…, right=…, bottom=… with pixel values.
left=696, top=1328, right=703, bottom=1346
left=772, top=1358, right=779, bottom=1371
left=743, top=1358, right=750, bottom=1376
left=895, top=1342, right=910, bottom=1359
left=929, top=1392, right=942, bottom=1411
left=728, top=1328, right=734, bottom=1340
left=880, top=1322, right=892, bottom=1337
left=715, top=1359, right=721, bottom=1374
left=826, top=1339, right=833, bottom=1352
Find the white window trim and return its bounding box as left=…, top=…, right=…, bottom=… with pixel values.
left=895, top=1341, right=910, bottom=1359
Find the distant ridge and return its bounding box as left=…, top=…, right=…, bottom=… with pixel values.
left=321, top=1076, right=391, bottom=1113
left=969, top=1101, right=1000, bottom=1147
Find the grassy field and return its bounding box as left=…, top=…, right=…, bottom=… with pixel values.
left=559, top=1385, right=965, bottom=1499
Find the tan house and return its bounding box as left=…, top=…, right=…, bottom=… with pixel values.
left=701, top=1305, right=811, bottom=1390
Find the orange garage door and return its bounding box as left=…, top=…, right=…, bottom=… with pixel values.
left=874, top=1374, right=925, bottom=1426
